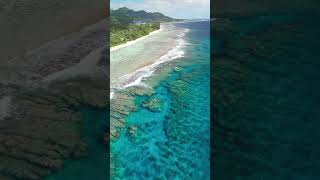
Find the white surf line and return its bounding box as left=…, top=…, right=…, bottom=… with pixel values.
left=110, top=28, right=190, bottom=100
left=110, top=28, right=162, bottom=52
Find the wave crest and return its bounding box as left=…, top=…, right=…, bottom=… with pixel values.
left=110, top=28, right=190, bottom=99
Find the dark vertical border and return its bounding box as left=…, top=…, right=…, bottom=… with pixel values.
left=210, top=1, right=214, bottom=179
left=106, top=0, right=111, bottom=179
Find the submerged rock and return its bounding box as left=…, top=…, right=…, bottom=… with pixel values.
left=127, top=125, right=138, bottom=136
left=110, top=127, right=119, bottom=139
left=110, top=92, right=136, bottom=140
left=127, top=86, right=155, bottom=96
left=141, top=97, right=164, bottom=112
left=173, top=66, right=182, bottom=72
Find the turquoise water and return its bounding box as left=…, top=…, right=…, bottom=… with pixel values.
left=46, top=107, right=108, bottom=180
left=111, top=21, right=210, bottom=179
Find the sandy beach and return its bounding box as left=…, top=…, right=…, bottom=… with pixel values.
left=110, top=20, right=210, bottom=179
left=110, top=23, right=186, bottom=96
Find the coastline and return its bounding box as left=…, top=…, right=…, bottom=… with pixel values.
left=110, top=28, right=162, bottom=52
left=110, top=20, right=210, bottom=179
left=110, top=26, right=189, bottom=100
left=110, top=23, right=189, bottom=138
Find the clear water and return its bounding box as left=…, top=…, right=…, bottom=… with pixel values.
left=111, top=21, right=210, bottom=179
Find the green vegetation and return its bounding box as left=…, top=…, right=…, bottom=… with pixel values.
left=111, top=7, right=174, bottom=23
left=110, top=7, right=176, bottom=47
left=111, top=23, right=160, bottom=47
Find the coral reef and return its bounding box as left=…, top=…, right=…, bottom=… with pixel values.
left=141, top=97, right=164, bottom=112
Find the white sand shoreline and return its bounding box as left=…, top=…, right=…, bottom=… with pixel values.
left=110, top=28, right=162, bottom=52
left=110, top=26, right=190, bottom=100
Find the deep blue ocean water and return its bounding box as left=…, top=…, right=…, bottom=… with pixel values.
left=111, top=20, right=210, bottom=179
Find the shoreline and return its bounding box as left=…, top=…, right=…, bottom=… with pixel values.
left=110, top=28, right=162, bottom=52
left=110, top=27, right=189, bottom=100
left=110, top=20, right=210, bottom=179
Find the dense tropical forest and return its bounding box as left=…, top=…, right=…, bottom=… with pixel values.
left=110, top=7, right=175, bottom=47
left=111, top=21, right=160, bottom=47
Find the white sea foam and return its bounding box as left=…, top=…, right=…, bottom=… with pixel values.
left=110, top=27, right=190, bottom=99
left=110, top=92, right=114, bottom=100
left=123, top=70, right=155, bottom=88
